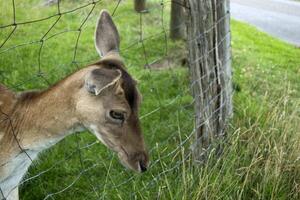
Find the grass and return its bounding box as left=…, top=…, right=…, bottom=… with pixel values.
left=1, top=0, right=300, bottom=199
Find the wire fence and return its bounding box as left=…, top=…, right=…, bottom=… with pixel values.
left=0, top=0, right=232, bottom=199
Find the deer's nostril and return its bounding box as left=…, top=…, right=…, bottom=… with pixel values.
left=139, top=161, right=147, bottom=173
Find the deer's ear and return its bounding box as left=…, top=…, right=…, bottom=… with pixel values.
left=85, top=68, right=122, bottom=96
left=95, top=10, right=120, bottom=57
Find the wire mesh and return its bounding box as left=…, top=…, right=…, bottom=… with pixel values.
left=0, top=0, right=231, bottom=199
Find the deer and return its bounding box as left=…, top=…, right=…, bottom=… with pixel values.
left=0, top=10, right=149, bottom=200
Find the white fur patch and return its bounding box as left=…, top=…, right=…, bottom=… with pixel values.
left=0, top=150, right=38, bottom=198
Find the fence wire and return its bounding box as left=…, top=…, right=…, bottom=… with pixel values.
left=0, top=0, right=231, bottom=199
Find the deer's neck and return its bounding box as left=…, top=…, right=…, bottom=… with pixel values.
left=0, top=69, right=90, bottom=188
left=13, top=71, right=86, bottom=152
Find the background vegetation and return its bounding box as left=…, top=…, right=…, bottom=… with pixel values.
left=0, top=0, right=299, bottom=199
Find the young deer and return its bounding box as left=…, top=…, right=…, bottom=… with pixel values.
left=0, top=10, right=149, bottom=200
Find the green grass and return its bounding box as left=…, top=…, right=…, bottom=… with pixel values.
left=1, top=0, right=300, bottom=199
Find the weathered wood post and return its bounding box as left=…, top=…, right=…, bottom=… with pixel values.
left=134, top=0, right=147, bottom=12
left=186, top=0, right=232, bottom=162
left=170, top=0, right=186, bottom=40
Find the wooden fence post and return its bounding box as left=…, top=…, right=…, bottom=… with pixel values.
left=170, top=0, right=186, bottom=40
left=134, top=0, right=147, bottom=12
left=186, top=0, right=232, bottom=162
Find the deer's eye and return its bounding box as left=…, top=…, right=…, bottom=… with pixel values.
left=109, top=111, right=125, bottom=122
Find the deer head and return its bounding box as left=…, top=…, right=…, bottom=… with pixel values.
left=75, top=10, right=149, bottom=172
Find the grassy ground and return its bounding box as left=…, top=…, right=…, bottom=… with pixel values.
left=1, top=0, right=300, bottom=199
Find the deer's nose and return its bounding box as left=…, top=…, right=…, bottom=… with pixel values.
left=139, top=161, right=147, bottom=172
left=137, top=152, right=148, bottom=173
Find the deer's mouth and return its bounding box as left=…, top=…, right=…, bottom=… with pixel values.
left=117, top=153, right=141, bottom=172
left=117, top=148, right=149, bottom=173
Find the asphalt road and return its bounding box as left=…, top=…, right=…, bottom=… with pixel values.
left=231, top=0, right=300, bottom=46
